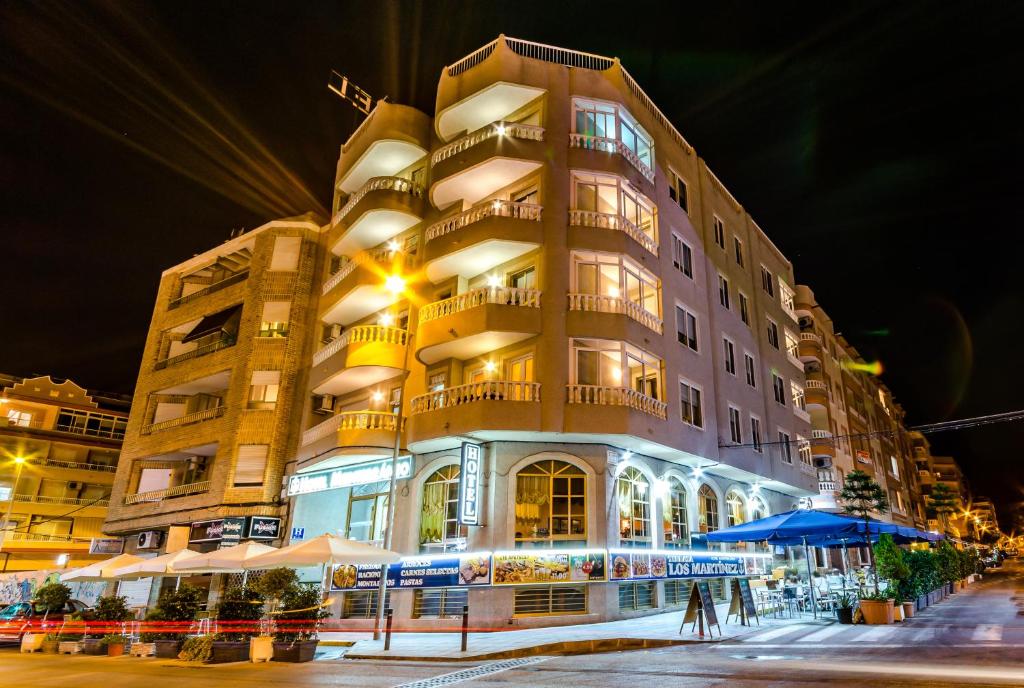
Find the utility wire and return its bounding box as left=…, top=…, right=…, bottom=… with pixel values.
left=0, top=493, right=112, bottom=539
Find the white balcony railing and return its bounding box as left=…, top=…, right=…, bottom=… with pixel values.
left=419, top=286, right=541, bottom=324
left=432, top=122, right=545, bottom=165
left=312, top=326, right=408, bottom=366
left=124, top=480, right=211, bottom=505
left=332, top=176, right=422, bottom=226
left=568, top=133, right=655, bottom=182
left=13, top=494, right=110, bottom=508
left=567, top=293, right=663, bottom=334
left=805, top=379, right=827, bottom=390
left=301, top=410, right=400, bottom=446
left=425, top=200, right=542, bottom=242
left=411, top=381, right=541, bottom=413
left=566, top=384, right=668, bottom=420
left=568, top=209, right=658, bottom=256
left=322, top=245, right=397, bottom=295
left=141, top=406, right=225, bottom=435
left=800, top=332, right=822, bottom=344
left=811, top=429, right=834, bottom=440
left=818, top=480, right=837, bottom=493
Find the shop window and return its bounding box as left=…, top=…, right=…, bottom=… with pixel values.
left=513, top=585, right=587, bottom=616
left=515, top=460, right=586, bottom=547
left=698, top=484, right=719, bottom=533
left=618, top=581, right=655, bottom=611
left=664, top=579, right=693, bottom=606
left=347, top=483, right=389, bottom=543
left=413, top=588, right=468, bottom=618
left=726, top=490, right=747, bottom=528
left=616, top=467, right=651, bottom=547
left=663, top=478, right=689, bottom=548
left=420, top=465, right=467, bottom=553
left=341, top=590, right=391, bottom=619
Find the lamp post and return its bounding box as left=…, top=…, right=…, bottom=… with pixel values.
left=0, top=456, right=26, bottom=552
left=373, top=273, right=410, bottom=641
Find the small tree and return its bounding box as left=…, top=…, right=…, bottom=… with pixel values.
left=34, top=583, right=72, bottom=619
left=141, top=584, right=205, bottom=642
left=215, top=586, right=264, bottom=642
left=927, top=483, right=958, bottom=535
left=873, top=534, right=910, bottom=600
left=935, top=541, right=958, bottom=585
left=839, top=469, right=889, bottom=593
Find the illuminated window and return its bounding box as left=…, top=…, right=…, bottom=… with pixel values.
left=698, top=484, right=719, bottom=532
left=6, top=409, right=33, bottom=428
left=791, top=382, right=806, bottom=411
left=515, top=460, right=586, bottom=547
left=797, top=436, right=812, bottom=467
left=572, top=339, right=663, bottom=400
left=663, top=477, right=689, bottom=548
left=572, top=171, right=657, bottom=244
left=726, top=490, right=747, bottom=527
left=572, top=251, right=661, bottom=321
left=616, top=466, right=651, bottom=546
left=420, top=465, right=467, bottom=553
left=249, top=371, right=280, bottom=406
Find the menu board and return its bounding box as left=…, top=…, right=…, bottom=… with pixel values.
left=609, top=551, right=753, bottom=580
left=736, top=578, right=758, bottom=620
left=492, top=551, right=606, bottom=585
left=696, top=580, right=719, bottom=627
left=331, top=554, right=491, bottom=591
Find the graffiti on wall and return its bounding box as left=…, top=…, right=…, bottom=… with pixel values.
left=0, top=570, right=106, bottom=606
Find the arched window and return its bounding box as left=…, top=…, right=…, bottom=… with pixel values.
left=515, top=460, right=586, bottom=547
left=420, top=465, right=467, bottom=553
left=726, top=489, right=747, bottom=528
left=698, top=484, right=719, bottom=533
left=616, top=466, right=651, bottom=546
left=663, top=477, right=688, bottom=548
left=749, top=496, right=768, bottom=522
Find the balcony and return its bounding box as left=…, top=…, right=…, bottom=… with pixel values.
left=433, top=122, right=544, bottom=166
left=798, top=332, right=822, bottom=362
left=818, top=480, right=837, bottom=494
left=330, top=176, right=425, bottom=255
left=435, top=81, right=546, bottom=142
left=567, top=293, right=663, bottom=335
left=168, top=270, right=249, bottom=310
left=810, top=429, right=835, bottom=458
left=416, top=287, right=542, bottom=365
left=299, top=411, right=402, bottom=466
left=568, top=210, right=658, bottom=256
left=321, top=248, right=409, bottom=326
left=804, top=379, right=828, bottom=408
left=13, top=494, right=110, bottom=508
left=335, top=102, right=430, bottom=196
left=141, top=406, right=225, bottom=435
left=123, top=480, right=212, bottom=505
left=568, top=133, right=654, bottom=183
left=28, top=458, right=117, bottom=474
left=567, top=385, right=667, bottom=419
left=406, top=381, right=542, bottom=450
left=423, top=200, right=543, bottom=282
left=310, top=325, right=409, bottom=397
left=154, top=333, right=236, bottom=370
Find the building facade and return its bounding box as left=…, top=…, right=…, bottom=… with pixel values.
left=1, top=374, right=129, bottom=572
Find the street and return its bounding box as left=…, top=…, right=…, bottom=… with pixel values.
left=2, top=560, right=1022, bottom=687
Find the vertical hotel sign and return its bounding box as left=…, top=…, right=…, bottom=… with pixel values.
left=458, top=442, right=483, bottom=526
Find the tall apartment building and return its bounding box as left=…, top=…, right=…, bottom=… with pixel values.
left=103, top=216, right=322, bottom=597
left=910, top=431, right=970, bottom=538
left=1, top=374, right=129, bottom=572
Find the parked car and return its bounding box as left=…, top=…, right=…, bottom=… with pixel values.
left=0, top=599, right=88, bottom=643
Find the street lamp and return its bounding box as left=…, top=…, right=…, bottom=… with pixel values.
left=373, top=273, right=412, bottom=640
left=0, top=456, right=26, bottom=552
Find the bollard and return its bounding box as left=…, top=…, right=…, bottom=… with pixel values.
left=460, top=604, right=469, bottom=652
left=384, top=608, right=393, bottom=651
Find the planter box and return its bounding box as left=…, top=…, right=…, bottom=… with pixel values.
left=42, top=640, right=60, bottom=654
left=860, top=599, right=894, bottom=625
left=209, top=641, right=250, bottom=664
left=272, top=640, right=319, bottom=663
left=81, top=638, right=105, bottom=655
left=902, top=602, right=915, bottom=619
left=58, top=641, right=83, bottom=654
left=836, top=608, right=855, bottom=625
left=250, top=636, right=273, bottom=663
left=107, top=643, right=126, bottom=657
left=917, top=594, right=927, bottom=611
left=20, top=633, right=45, bottom=653
left=130, top=642, right=156, bottom=657
left=154, top=639, right=181, bottom=658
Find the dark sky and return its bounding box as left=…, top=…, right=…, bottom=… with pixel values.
left=2, top=1, right=1022, bottom=526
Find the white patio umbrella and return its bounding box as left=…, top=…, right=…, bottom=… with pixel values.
left=61, top=553, right=146, bottom=582
left=173, top=541, right=277, bottom=585
left=110, top=549, right=217, bottom=589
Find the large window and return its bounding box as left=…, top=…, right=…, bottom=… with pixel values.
left=572, top=171, right=656, bottom=242
left=572, top=251, right=660, bottom=319
left=572, top=339, right=663, bottom=400
left=663, top=477, right=689, bottom=548
left=616, top=467, right=651, bottom=546
left=573, top=98, right=653, bottom=169
left=698, top=484, right=719, bottom=533
left=515, top=460, right=586, bottom=547
left=679, top=379, right=703, bottom=428
left=671, top=234, right=693, bottom=278
left=346, top=482, right=389, bottom=543
left=725, top=490, right=747, bottom=528
left=420, top=465, right=468, bottom=553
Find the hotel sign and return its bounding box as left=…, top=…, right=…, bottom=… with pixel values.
left=286, top=456, right=413, bottom=496
left=457, top=442, right=483, bottom=526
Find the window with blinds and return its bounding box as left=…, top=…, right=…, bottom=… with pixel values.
left=618, top=581, right=655, bottom=611
left=233, top=444, right=268, bottom=486
left=259, top=301, right=291, bottom=337
left=663, top=579, right=693, bottom=606
left=413, top=588, right=468, bottom=618
left=513, top=585, right=587, bottom=616
left=341, top=590, right=390, bottom=619
left=249, top=370, right=281, bottom=407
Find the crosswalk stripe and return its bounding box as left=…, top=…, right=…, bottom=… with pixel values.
left=797, top=625, right=847, bottom=643
left=971, top=624, right=1002, bottom=642
left=851, top=626, right=896, bottom=642
left=910, top=628, right=935, bottom=642
left=742, top=625, right=809, bottom=642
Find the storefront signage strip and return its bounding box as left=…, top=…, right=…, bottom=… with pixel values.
left=287, top=456, right=413, bottom=496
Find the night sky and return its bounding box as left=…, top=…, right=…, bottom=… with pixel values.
left=2, top=1, right=1021, bottom=526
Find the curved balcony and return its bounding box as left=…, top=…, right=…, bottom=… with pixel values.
left=423, top=200, right=543, bottom=282
left=335, top=102, right=430, bottom=195
left=298, top=411, right=403, bottom=469
left=567, top=293, right=663, bottom=337
left=568, top=210, right=658, bottom=257
left=435, top=80, right=546, bottom=142
left=330, top=176, right=425, bottom=255
left=564, top=384, right=667, bottom=436
left=804, top=379, right=829, bottom=409
left=416, top=287, right=542, bottom=365
left=321, top=247, right=407, bottom=326
left=810, top=429, right=836, bottom=459
left=310, top=326, right=408, bottom=397
left=406, top=381, right=542, bottom=450
left=568, top=133, right=654, bottom=185
left=798, top=332, right=823, bottom=363
left=430, top=120, right=546, bottom=195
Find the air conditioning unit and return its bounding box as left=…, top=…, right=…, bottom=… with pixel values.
left=314, top=394, right=335, bottom=414
left=67, top=481, right=83, bottom=491
left=137, top=530, right=163, bottom=550
left=813, top=457, right=832, bottom=469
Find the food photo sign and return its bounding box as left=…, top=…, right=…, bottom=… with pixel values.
left=331, top=553, right=491, bottom=591
left=608, top=551, right=764, bottom=581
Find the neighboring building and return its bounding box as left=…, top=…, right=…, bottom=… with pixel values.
left=911, top=433, right=971, bottom=538
left=971, top=497, right=999, bottom=541
left=0, top=374, right=129, bottom=572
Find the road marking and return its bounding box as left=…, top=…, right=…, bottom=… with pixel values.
left=971, top=624, right=1003, bottom=642
left=796, top=625, right=846, bottom=643
left=910, top=628, right=935, bottom=642
left=391, top=657, right=551, bottom=688
left=741, top=625, right=809, bottom=642
left=851, top=626, right=895, bottom=642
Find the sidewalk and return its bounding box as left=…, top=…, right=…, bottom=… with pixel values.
left=323, top=602, right=834, bottom=661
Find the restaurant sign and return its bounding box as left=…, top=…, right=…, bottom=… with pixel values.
left=607, top=551, right=763, bottom=581
left=287, top=456, right=413, bottom=496
left=457, top=442, right=483, bottom=526
left=331, top=553, right=491, bottom=591
left=189, top=517, right=245, bottom=543
left=245, top=516, right=282, bottom=540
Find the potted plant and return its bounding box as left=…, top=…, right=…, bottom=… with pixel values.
left=873, top=534, right=909, bottom=621
left=839, top=470, right=890, bottom=594
left=70, top=608, right=104, bottom=654
left=101, top=633, right=126, bottom=657
left=252, top=568, right=310, bottom=662
left=935, top=541, right=958, bottom=596
left=141, top=584, right=204, bottom=658
left=178, top=635, right=213, bottom=662
left=892, top=594, right=905, bottom=622
left=35, top=582, right=72, bottom=635
left=41, top=632, right=60, bottom=654
left=210, top=585, right=264, bottom=663
left=835, top=593, right=855, bottom=624
left=858, top=591, right=894, bottom=625
left=272, top=583, right=329, bottom=662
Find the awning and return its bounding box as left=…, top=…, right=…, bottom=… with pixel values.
left=182, top=305, right=242, bottom=343
left=705, top=509, right=904, bottom=546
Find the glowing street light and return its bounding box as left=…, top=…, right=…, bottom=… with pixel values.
left=384, top=274, right=405, bottom=295
left=0, top=456, right=27, bottom=552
